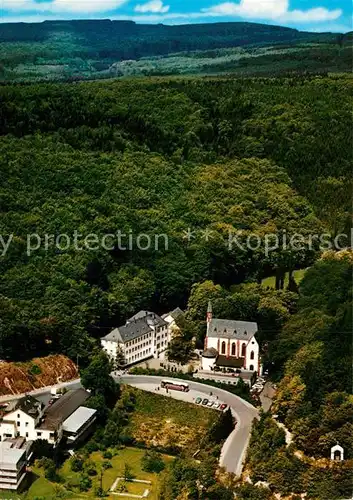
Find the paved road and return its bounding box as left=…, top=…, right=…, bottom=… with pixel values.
left=0, top=375, right=258, bottom=476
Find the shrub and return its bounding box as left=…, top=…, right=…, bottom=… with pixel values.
left=87, top=467, right=97, bottom=476
left=70, top=456, right=83, bottom=472
left=28, top=363, right=42, bottom=376
left=141, top=450, right=165, bottom=473
left=103, top=450, right=112, bottom=459
left=102, top=460, right=113, bottom=470
left=85, top=441, right=99, bottom=453
left=79, top=474, right=92, bottom=492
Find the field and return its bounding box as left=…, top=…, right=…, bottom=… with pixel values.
left=124, top=388, right=219, bottom=454
left=261, top=268, right=308, bottom=289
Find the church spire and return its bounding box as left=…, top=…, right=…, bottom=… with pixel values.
left=206, top=300, right=213, bottom=323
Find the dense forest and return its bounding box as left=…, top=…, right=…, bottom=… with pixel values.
left=0, top=75, right=351, bottom=365
left=0, top=20, right=351, bottom=81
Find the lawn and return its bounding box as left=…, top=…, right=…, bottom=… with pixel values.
left=125, top=388, right=219, bottom=453
left=8, top=447, right=168, bottom=499
left=58, top=447, right=168, bottom=499
left=261, top=268, right=308, bottom=289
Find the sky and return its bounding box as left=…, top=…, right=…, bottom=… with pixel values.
left=0, top=0, right=352, bottom=32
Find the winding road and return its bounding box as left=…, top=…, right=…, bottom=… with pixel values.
left=0, top=374, right=259, bottom=476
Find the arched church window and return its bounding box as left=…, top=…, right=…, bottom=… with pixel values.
left=221, top=341, right=226, bottom=354
left=241, top=343, right=246, bottom=357
left=231, top=343, right=236, bottom=356
left=250, top=351, right=255, bottom=360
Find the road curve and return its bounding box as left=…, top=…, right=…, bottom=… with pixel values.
left=0, top=374, right=258, bottom=476
left=117, top=375, right=258, bottom=476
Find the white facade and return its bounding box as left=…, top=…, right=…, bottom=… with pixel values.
left=102, top=310, right=172, bottom=366
left=204, top=335, right=260, bottom=372
left=0, top=407, right=60, bottom=446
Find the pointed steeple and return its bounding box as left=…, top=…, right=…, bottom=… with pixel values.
left=206, top=300, right=213, bottom=323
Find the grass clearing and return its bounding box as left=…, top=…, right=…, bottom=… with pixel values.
left=125, top=388, right=219, bottom=453
left=261, top=268, right=308, bottom=289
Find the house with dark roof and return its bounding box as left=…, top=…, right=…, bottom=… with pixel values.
left=201, top=301, right=260, bottom=373
left=0, top=389, right=96, bottom=448
left=101, top=310, right=171, bottom=366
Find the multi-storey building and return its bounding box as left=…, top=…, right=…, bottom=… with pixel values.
left=101, top=310, right=172, bottom=366
left=0, top=440, right=27, bottom=491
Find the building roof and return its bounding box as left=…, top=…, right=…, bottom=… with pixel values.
left=207, top=319, right=258, bottom=340
left=38, top=389, right=90, bottom=431
left=102, top=311, right=167, bottom=344
left=0, top=442, right=26, bottom=466
left=167, top=307, right=184, bottom=320
left=5, top=395, right=43, bottom=420
left=215, top=355, right=245, bottom=368
left=202, top=347, right=218, bottom=358
left=62, top=406, right=97, bottom=434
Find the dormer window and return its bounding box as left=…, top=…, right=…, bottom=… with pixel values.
left=244, top=331, right=247, bottom=335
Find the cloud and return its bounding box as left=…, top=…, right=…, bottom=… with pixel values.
left=1, top=0, right=127, bottom=13
left=202, top=0, right=342, bottom=23
left=134, top=0, right=169, bottom=14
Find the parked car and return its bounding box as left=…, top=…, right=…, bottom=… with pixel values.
left=219, top=403, right=228, bottom=411
left=213, top=402, right=221, bottom=409
left=202, top=398, right=209, bottom=405
left=207, top=400, right=214, bottom=407
left=195, top=397, right=202, bottom=404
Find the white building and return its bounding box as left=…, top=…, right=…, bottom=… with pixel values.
left=201, top=301, right=260, bottom=373
left=331, top=444, right=344, bottom=461
left=0, top=440, right=27, bottom=491
left=101, top=310, right=171, bottom=366
left=0, top=390, right=96, bottom=448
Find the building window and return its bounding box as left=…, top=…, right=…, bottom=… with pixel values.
left=250, top=351, right=255, bottom=360
left=36, top=432, right=42, bottom=437
left=17, top=414, right=20, bottom=419
left=26, top=432, right=29, bottom=438
left=221, top=341, right=226, bottom=354
left=241, top=344, right=246, bottom=357
left=231, top=343, right=236, bottom=356
left=249, top=365, right=254, bottom=371
left=25, top=422, right=28, bottom=427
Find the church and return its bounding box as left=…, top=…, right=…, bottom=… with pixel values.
left=201, top=301, right=260, bottom=373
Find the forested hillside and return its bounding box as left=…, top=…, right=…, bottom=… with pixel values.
left=0, top=20, right=351, bottom=81
left=0, top=75, right=351, bottom=366
left=243, top=250, right=352, bottom=499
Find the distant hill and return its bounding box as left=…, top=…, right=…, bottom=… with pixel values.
left=0, top=20, right=349, bottom=81
left=0, top=20, right=341, bottom=54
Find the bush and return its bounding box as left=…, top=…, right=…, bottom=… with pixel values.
left=85, top=441, right=99, bottom=453
left=28, top=363, right=42, bottom=376
left=87, top=467, right=97, bottom=476
left=103, top=450, right=112, bottom=459
left=70, top=456, right=84, bottom=472
left=79, top=474, right=92, bottom=492
left=102, top=460, right=112, bottom=470
left=45, top=464, right=60, bottom=483
left=141, top=450, right=165, bottom=473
